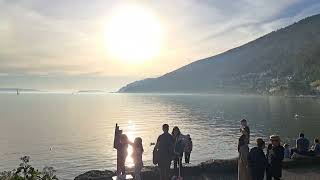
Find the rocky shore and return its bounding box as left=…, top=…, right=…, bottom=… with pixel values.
left=75, top=157, right=320, bottom=180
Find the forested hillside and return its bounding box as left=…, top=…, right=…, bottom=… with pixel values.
left=119, top=14, right=320, bottom=95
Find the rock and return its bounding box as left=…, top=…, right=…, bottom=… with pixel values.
left=74, top=170, right=115, bottom=180
left=201, top=159, right=237, bottom=173
left=75, top=157, right=320, bottom=180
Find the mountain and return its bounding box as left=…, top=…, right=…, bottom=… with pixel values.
left=119, top=14, right=320, bottom=95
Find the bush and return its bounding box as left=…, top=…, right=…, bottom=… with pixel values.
left=0, top=156, right=58, bottom=180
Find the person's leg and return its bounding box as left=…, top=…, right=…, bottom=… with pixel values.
left=179, top=157, right=183, bottom=177
left=184, top=152, right=187, bottom=163
left=134, top=163, right=142, bottom=180
left=164, top=164, right=170, bottom=180
left=266, top=167, right=272, bottom=180
left=173, top=157, right=178, bottom=176
left=118, top=158, right=124, bottom=176
left=159, top=167, right=164, bottom=180
left=188, top=152, right=190, bottom=163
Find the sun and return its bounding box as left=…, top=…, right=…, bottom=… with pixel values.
left=105, top=5, right=163, bottom=64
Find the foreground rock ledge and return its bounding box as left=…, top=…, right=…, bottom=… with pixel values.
left=75, top=157, right=320, bottom=180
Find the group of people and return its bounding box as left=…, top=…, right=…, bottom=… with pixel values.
left=153, top=124, right=193, bottom=180
left=114, top=124, right=144, bottom=180
left=238, top=119, right=285, bottom=180
left=114, top=120, right=319, bottom=180
left=113, top=123, right=193, bottom=180
left=238, top=119, right=320, bottom=180
left=284, top=133, right=320, bottom=158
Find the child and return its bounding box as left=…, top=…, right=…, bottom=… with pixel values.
left=184, top=134, right=193, bottom=164
left=283, top=144, right=291, bottom=159
left=132, top=137, right=144, bottom=180
left=117, top=134, right=129, bottom=178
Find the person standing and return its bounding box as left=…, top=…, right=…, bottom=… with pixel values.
left=266, top=135, right=285, bottom=180
left=184, top=134, right=193, bottom=164
left=132, top=137, right=144, bottom=180
left=248, top=138, right=267, bottom=180
left=117, top=134, right=129, bottom=178
left=172, top=126, right=185, bottom=177
left=240, top=119, right=250, bottom=144
left=155, top=124, right=174, bottom=180
left=238, top=127, right=250, bottom=180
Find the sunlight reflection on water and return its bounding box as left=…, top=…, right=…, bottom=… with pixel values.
left=1, top=93, right=320, bottom=180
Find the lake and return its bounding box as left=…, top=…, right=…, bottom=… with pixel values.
left=1, top=93, right=320, bottom=179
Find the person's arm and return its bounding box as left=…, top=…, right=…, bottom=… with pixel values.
left=155, top=136, right=160, bottom=150
left=296, top=139, right=300, bottom=150
left=190, top=141, right=193, bottom=152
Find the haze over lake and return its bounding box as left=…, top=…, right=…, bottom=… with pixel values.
left=0, top=93, right=320, bottom=179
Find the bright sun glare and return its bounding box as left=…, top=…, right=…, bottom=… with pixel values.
left=105, top=5, right=163, bottom=64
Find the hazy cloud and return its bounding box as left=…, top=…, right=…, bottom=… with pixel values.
left=0, top=0, right=319, bottom=79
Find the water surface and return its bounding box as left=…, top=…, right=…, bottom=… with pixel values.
left=0, top=93, right=320, bottom=179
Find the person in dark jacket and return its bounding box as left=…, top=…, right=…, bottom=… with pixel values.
left=172, top=126, right=185, bottom=177
left=248, top=138, right=267, bottom=180
left=266, top=135, right=285, bottom=180
left=155, top=124, right=174, bottom=180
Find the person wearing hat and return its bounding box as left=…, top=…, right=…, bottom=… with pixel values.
left=248, top=138, right=267, bottom=180
left=238, top=127, right=250, bottom=180
left=266, top=135, right=285, bottom=180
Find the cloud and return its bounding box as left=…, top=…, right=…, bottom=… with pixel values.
left=0, top=0, right=319, bottom=79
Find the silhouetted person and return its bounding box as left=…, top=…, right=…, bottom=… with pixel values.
left=117, top=134, right=129, bottom=178
left=240, top=119, right=250, bottom=144
left=291, top=133, right=310, bottom=156
left=248, top=138, right=267, bottom=180
left=172, top=126, right=185, bottom=177
left=132, top=137, right=144, bottom=180
left=238, top=127, right=250, bottom=180
left=155, top=124, right=174, bottom=180
left=266, top=135, right=284, bottom=180
left=184, top=134, right=193, bottom=164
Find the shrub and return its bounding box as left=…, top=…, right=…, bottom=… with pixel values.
left=0, top=156, right=58, bottom=180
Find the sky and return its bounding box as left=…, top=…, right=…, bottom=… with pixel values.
left=0, top=0, right=320, bottom=91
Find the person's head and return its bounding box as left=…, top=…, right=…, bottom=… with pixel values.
left=134, top=137, right=144, bottom=152
left=267, top=143, right=272, bottom=150
left=314, top=139, right=319, bottom=144
left=172, top=126, right=181, bottom=137
left=270, top=135, right=281, bottom=147
left=187, top=134, right=191, bottom=141
left=284, top=143, right=290, bottom=149
left=162, top=124, right=169, bottom=133
left=240, top=119, right=247, bottom=126
left=299, top=133, right=305, bottom=138
left=120, top=134, right=128, bottom=144
left=256, top=138, right=265, bottom=149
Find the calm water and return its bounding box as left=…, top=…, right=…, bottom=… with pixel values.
left=1, top=93, right=320, bottom=179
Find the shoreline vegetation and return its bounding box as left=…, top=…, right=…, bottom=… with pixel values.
left=75, top=157, right=320, bottom=180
